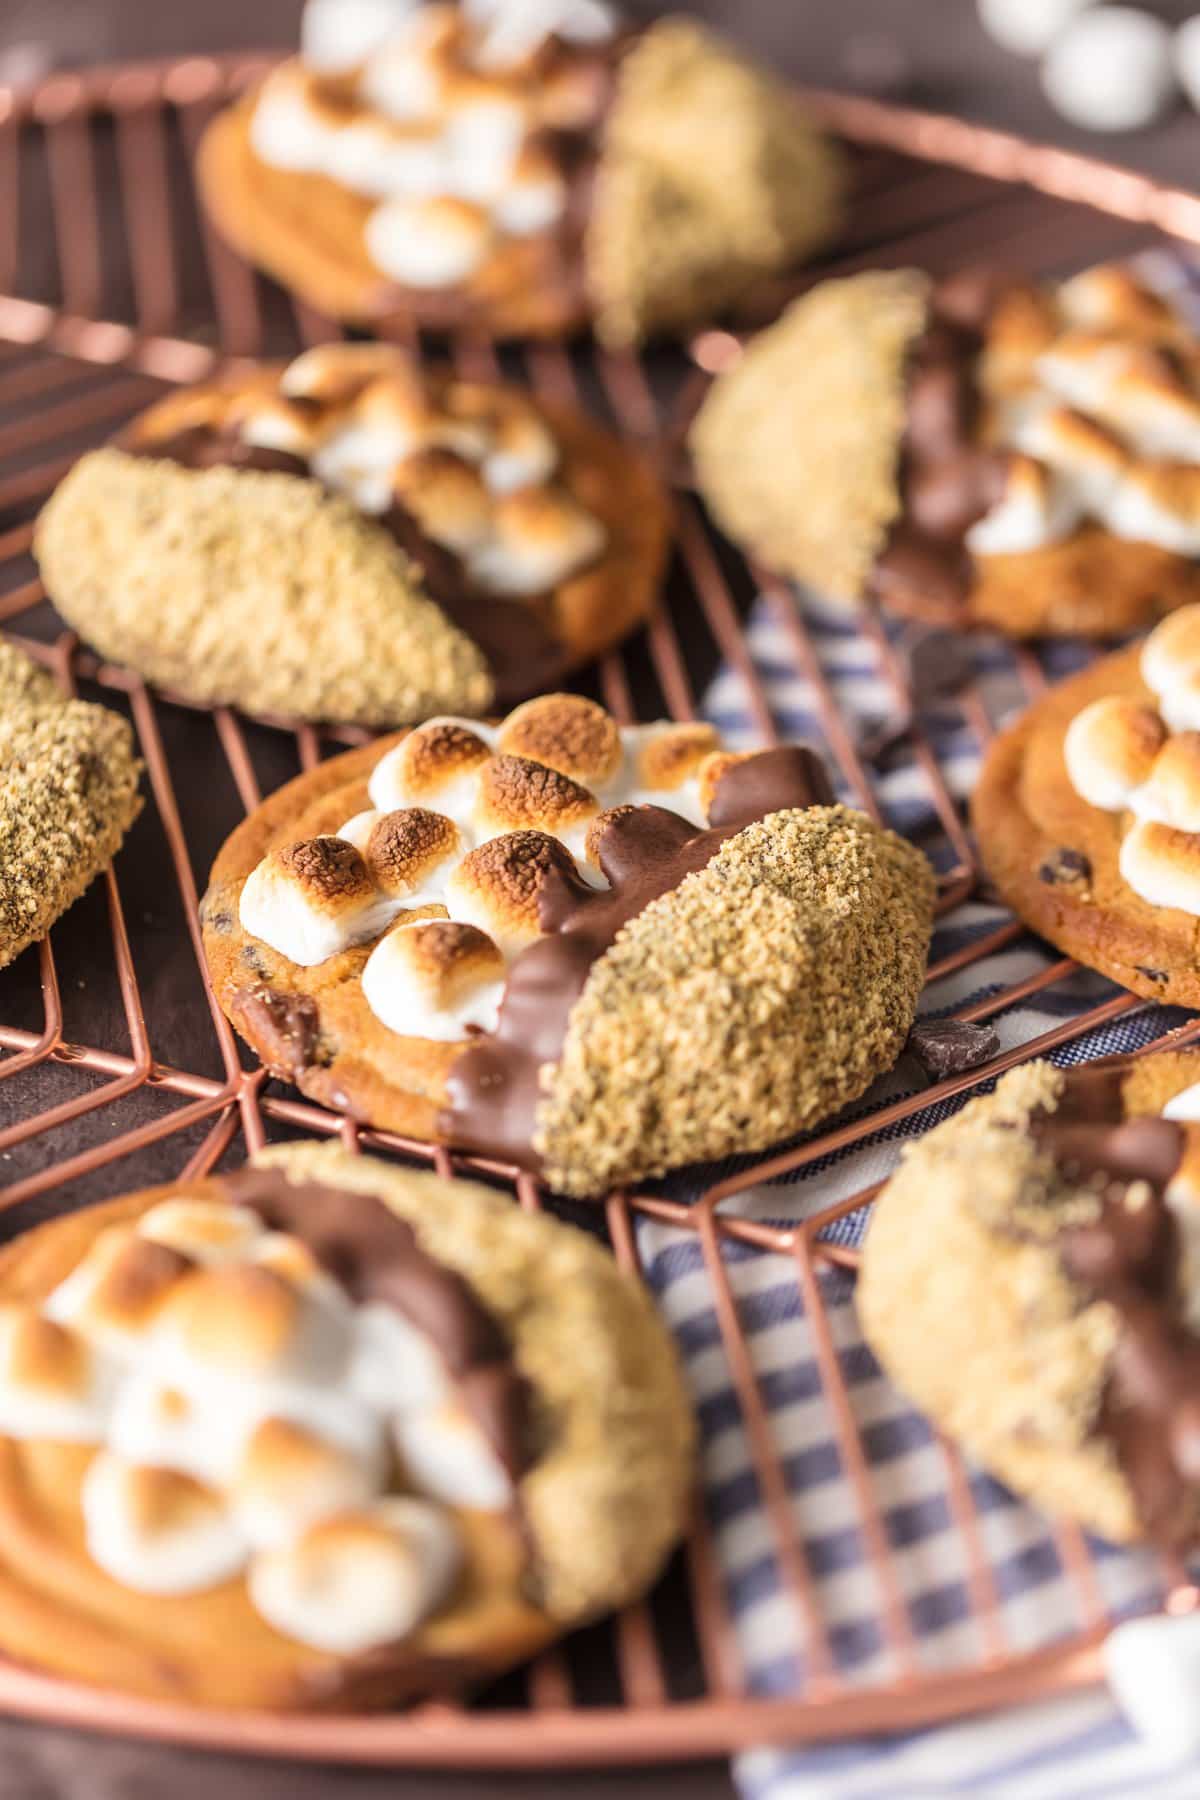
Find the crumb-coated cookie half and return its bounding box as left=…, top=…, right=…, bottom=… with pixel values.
left=201, top=695, right=936, bottom=1194
left=34, top=344, right=669, bottom=727
left=0, top=640, right=142, bottom=970
left=0, top=1140, right=693, bottom=1708
left=975, top=603, right=1200, bottom=1006
left=197, top=3, right=843, bottom=344
left=690, top=262, right=1200, bottom=638
left=860, top=1052, right=1200, bottom=1548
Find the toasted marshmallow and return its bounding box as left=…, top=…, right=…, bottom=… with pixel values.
left=45, top=1230, right=192, bottom=1360
left=1103, top=464, right=1200, bottom=558
left=392, top=1400, right=512, bottom=1509
left=327, top=117, right=433, bottom=199
left=497, top=695, right=621, bottom=786
left=0, top=1307, right=113, bottom=1442
left=227, top=393, right=319, bottom=458
left=248, top=1497, right=459, bottom=1653
left=1143, top=606, right=1200, bottom=722
left=83, top=1453, right=247, bottom=1595
left=469, top=486, right=605, bottom=593
left=1057, top=266, right=1180, bottom=340
left=358, top=28, right=445, bottom=121
left=358, top=807, right=463, bottom=901
left=136, top=1199, right=264, bottom=1266
left=493, top=145, right=567, bottom=237
left=368, top=720, right=494, bottom=825
left=348, top=1300, right=450, bottom=1415
left=965, top=453, right=1080, bottom=556
left=311, top=411, right=425, bottom=515
left=631, top=721, right=721, bottom=797
left=466, top=0, right=616, bottom=68
left=365, top=194, right=491, bottom=288
left=154, top=1264, right=352, bottom=1387
left=697, top=750, right=756, bottom=822
left=1011, top=406, right=1128, bottom=514
left=445, top=830, right=575, bottom=955
left=232, top=1417, right=379, bottom=1550
left=281, top=342, right=410, bottom=405
left=441, top=89, right=527, bottom=202
left=1063, top=696, right=1166, bottom=812
left=1036, top=333, right=1136, bottom=415
left=239, top=838, right=399, bottom=968
left=107, top=1370, right=229, bottom=1485
left=1119, top=818, right=1200, bottom=916
left=979, top=286, right=1062, bottom=392
left=473, top=753, right=598, bottom=845
left=392, top=448, right=493, bottom=553
left=248, top=1233, right=351, bottom=1313
left=338, top=808, right=382, bottom=854
left=1132, top=734, right=1200, bottom=834
left=301, top=0, right=421, bottom=75
left=362, top=918, right=506, bottom=1039
left=249, top=66, right=332, bottom=174
left=477, top=402, right=559, bottom=495
left=1106, top=366, right=1200, bottom=463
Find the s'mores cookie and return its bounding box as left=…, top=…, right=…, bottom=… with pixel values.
left=860, top=1053, right=1200, bottom=1547
left=691, top=263, right=1200, bottom=638
left=975, top=603, right=1200, bottom=1004
left=0, top=641, right=142, bottom=969
left=0, top=1141, right=693, bottom=1706
left=201, top=694, right=936, bottom=1194
left=197, top=2, right=844, bottom=343
left=34, top=346, right=668, bottom=725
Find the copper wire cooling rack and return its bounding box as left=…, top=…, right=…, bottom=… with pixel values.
left=1, top=51, right=1200, bottom=1765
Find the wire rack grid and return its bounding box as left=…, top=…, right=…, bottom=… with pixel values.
left=0, top=49, right=1199, bottom=1766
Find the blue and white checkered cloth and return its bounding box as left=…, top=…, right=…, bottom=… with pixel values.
left=640, top=247, right=1200, bottom=1799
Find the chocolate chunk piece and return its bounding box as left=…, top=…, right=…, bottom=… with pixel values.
left=1038, top=848, right=1092, bottom=886
left=906, top=1017, right=1000, bottom=1081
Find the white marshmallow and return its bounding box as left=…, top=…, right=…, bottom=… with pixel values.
left=1011, top=406, right=1126, bottom=515
left=249, top=69, right=330, bottom=174
left=975, top=0, right=1094, bottom=58
left=107, top=1369, right=234, bottom=1486
left=301, top=0, right=421, bottom=74
left=1142, top=607, right=1200, bottom=714
left=82, top=1453, right=248, bottom=1596
left=359, top=35, right=444, bottom=121
left=248, top=1497, right=460, bottom=1653
left=443, top=97, right=527, bottom=203
left=348, top=1300, right=451, bottom=1414
left=468, top=492, right=606, bottom=592
left=1062, top=696, right=1165, bottom=812
left=361, top=918, right=506, bottom=1040
left=367, top=718, right=497, bottom=824
left=1177, top=16, right=1200, bottom=115
left=1118, top=818, right=1200, bottom=915
left=965, top=456, right=1080, bottom=556
left=364, top=195, right=491, bottom=288
left=232, top=1416, right=380, bottom=1550
left=392, top=1401, right=513, bottom=1509
left=339, top=809, right=382, bottom=853
left=0, top=1308, right=114, bottom=1443
left=1042, top=8, right=1177, bottom=134
left=482, top=419, right=558, bottom=495
left=136, top=1200, right=264, bottom=1266
left=1105, top=470, right=1200, bottom=558
left=1105, top=1609, right=1200, bottom=1758
left=493, top=162, right=567, bottom=236
left=312, top=419, right=422, bottom=513
left=466, top=0, right=616, bottom=69
left=238, top=853, right=400, bottom=968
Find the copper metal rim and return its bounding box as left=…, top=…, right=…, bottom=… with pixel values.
left=0, top=49, right=1197, bottom=1765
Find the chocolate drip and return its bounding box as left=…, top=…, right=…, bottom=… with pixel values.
left=129, top=427, right=568, bottom=706
left=1029, top=1063, right=1200, bottom=1548
left=219, top=1167, right=529, bottom=1478
left=441, top=744, right=834, bottom=1169
left=869, top=270, right=1014, bottom=622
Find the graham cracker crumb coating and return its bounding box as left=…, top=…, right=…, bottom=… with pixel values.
left=588, top=19, right=845, bottom=346
left=252, top=1141, right=695, bottom=1623
left=34, top=449, right=494, bottom=727
left=536, top=805, right=935, bottom=1195
left=689, top=269, right=930, bottom=602
left=0, top=640, right=142, bottom=970
left=858, top=1063, right=1140, bottom=1544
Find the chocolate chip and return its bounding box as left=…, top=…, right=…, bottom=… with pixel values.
left=1038, top=848, right=1092, bottom=886
left=904, top=627, right=975, bottom=707
left=1136, top=965, right=1169, bottom=985
left=906, top=1018, right=1001, bottom=1081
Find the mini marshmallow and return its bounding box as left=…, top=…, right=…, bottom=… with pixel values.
left=45, top=1229, right=193, bottom=1360
left=339, top=808, right=382, bottom=853
left=1178, top=16, right=1200, bottom=116
left=1057, top=266, right=1180, bottom=341
left=630, top=721, right=722, bottom=797
left=361, top=918, right=506, bottom=1040
left=232, top=1416, right=379, bottom=1550
left=1105, top=1608, right=1200, bottom=1759
left=360, top=807, right=463, bottom=899
left=228, top=394, right=319, bottom=458
left=964, top=454, right=1081, bottom=556
left=358, top=29, right=445, bottom=122
left=391, top=448, right=494, bottom=553
left=136, top=1199, right=264, bottom=1266
left=249, top=1233, right=352, bottom=1313
left=392, top=1400, right=512, bottom=1510
left=441, top=88, right=528, bottom=203
left=311, top=419, right=419, bottom=515
left=364, top=194, right=492, bottom=288
left=281, top=342, right=411, bottom=404
left=249, top=67, right=332, bottom=173
left=1104, top=365, right=1200, bottom=463
left=497, top=694, right=622, bottom=785
left=1119, top=818, right=1200, bottom=916
left=1042, top=8, right=1177, bottom=134
left=154, top=1264, right=352, bottom=1387
left=108, top=1370, right=240, bottom=1487
left=0, top=1307, right=114, bottom=1443
left=477, top=401, right=559, bottom=495
left=239, top=838, right=400, bottom=967
left=445, top=829, right=577, bottom=956
left=1142, top=606, right=1200, bottom=716
left=975, top=0, right=1094, bottom=58
left=1010, top=406, right=1127, bottom=515
left=348, top=1300, right=451, bottom=1414
left=493, top=146, right=567, bottom=237
left=368, top=719, right=494, bottom=823
left=1063, top=696, right=1166, bottom=812
left=473, top=752, right=598, bottom=843
left=466, top=0, right=616, bottom=69
left=469, top=486, right=606, bottom=592
left=1133, top=733, right=1200, bottom=834
left=247, top=1496, right=460, bottom=1653
left=697, top=750, right=755, bottom=823
left=82, top=1453, right=248, bottom=1596
left=301, top=0, right=421, bottom=75
left=1104, top=464, right=1200, bottom=558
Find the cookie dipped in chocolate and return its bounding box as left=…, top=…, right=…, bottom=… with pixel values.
left=442, top=745, right=835, bottom=1171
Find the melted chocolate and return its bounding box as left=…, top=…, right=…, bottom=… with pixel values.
left=219, top=1167, right=529, bottom=1478
left=869, top=270, right=1014, bottom=622
left=1028, top=1062, right=1200, bottom=1548
left=130, top=427, right=569, bottom=706
left=441, top=745, right=835, bottom=1169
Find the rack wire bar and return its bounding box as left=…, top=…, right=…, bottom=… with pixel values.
left=0, top=51, right=1196, bottom=1765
